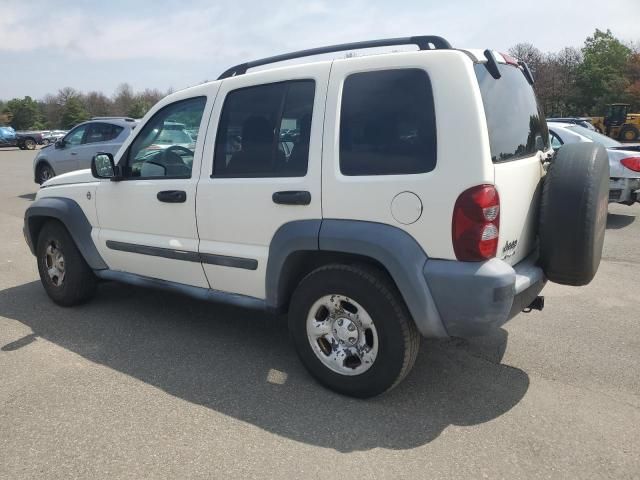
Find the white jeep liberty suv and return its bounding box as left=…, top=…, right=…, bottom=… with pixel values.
left=24, top=36, right=610, bottom=397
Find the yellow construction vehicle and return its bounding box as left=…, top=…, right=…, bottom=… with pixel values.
left=590, top=104, right=640, bottom=141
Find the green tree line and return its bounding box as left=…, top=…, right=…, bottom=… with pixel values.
left=0, top=83, right=171, bottom=131
left=510, top=29, right=640, bottom=117
left=2, top=28, right=639, bottom=131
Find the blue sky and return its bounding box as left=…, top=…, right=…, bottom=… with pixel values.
left=1, top=0, right=638, bottom=99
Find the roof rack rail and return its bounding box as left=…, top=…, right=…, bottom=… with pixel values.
left=90, top=116, right=136, bottom=122
left=217, top=35, right=452, bottom=80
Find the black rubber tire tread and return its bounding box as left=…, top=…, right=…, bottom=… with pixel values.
left=539, top=142, right=609, bottom=286
left=619, top=125, right=639, bottom=142
left=289, top=263, right=420, bottom=398
left=36, top=163, right=54, bottom=184
left=36, top=220, right=97, bottom=306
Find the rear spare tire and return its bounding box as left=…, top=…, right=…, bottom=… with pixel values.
left=539, top=142, right=609, bottom=286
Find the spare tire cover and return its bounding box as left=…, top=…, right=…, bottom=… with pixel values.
left=539, top=142, right=609, bottom=286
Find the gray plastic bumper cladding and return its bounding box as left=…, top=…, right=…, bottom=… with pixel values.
left=424, top=253, right=546, bottom=337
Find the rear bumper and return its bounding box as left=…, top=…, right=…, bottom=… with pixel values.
left=609, top=178, right=640, bottom=203
left=424, top=252, right=546, bottom=337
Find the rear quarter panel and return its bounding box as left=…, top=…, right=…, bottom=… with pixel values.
left=322, top=50, right=493, bottom=260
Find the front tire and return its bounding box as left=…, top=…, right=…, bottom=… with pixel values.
left=36, top=163, right=55, bottom=184
left=36, top=220, right=97, bottom=306
left=289, top=264, right=420, bottom=398
left=24, top=138, right=36, bottom=150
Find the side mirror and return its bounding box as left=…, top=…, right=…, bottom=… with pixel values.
left=55, top=139, right=65, bottom=149
left=91, top=153, right=120, bottom=180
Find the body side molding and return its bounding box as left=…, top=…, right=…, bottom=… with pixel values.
left=24, top=196, right=108, bottom=270
left=106, top=240, right=258, bottom=270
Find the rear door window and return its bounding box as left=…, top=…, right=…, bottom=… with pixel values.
left=85, top=123, right=124, bottom=144
left=213, top=80, right=315, bottom=178
left=475, top=63, right=549, bottom=162
left=339, top=69, right=436, bottom=176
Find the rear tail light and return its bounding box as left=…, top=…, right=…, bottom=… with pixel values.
left=621, top=157, right=640, bottom=172
left=452, top=185, right=500, bottom=261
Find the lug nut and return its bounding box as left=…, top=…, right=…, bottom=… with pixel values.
left=347, top=323, right=355, bottom=331
left=337, top=319, right=343, bottom=326
left=348, top=337, right=355, bottom=343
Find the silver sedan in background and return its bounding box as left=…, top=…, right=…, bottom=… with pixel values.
left=547, top=121, right=640, bottom=205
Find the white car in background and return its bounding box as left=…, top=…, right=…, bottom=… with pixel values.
left=548, top=121, right=640, bottom=205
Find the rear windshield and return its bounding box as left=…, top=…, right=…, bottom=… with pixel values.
left=475, top=63, right=549, bottom=163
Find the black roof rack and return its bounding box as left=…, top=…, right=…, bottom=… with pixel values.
left=217, top=35, right=452, bottom=80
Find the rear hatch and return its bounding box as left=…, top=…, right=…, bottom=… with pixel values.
left=475, top=58, right=549, bottom=265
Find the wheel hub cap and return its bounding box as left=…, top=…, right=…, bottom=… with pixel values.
left=44, top=242, right=65, bottom=287
left=306, top=294, right=379, bottom=376
left=332, top=317, right=358, bottom=346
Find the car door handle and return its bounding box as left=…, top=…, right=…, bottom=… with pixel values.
left=272, top=190, right=311, bottom=205
left=157, top=190, right=187, bottom=203
left=70, top=152, right=77, bottom=155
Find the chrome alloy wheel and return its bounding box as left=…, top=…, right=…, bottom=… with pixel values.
left=306, top=294, right=379, bottom=376
left=44, top=241, right=65, bottom=287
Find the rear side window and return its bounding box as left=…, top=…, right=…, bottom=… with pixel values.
left=339, top=69, right=436, bottom=176
left=213, top=80, right=315, bottom=178
left=475, top=64, right=549, bottom=162
left=85, top=123, right=124, bottom=144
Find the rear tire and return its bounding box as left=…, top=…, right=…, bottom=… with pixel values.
left=289, top=264, right=420, bottom=398
left=24, top=138, right=36, bottom=150
left=36, top=220, right=97, bottom=306
left=539, top=143, right=609, bottom=286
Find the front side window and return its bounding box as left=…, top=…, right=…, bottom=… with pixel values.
left=213, top=80, right=315, bottom=178
left=339, top=69, right=437, bottom=176
left=85, top=123, right=124, bottom=144
left=125, top=97, right=206, bottom=179
left=64, top=125, right=87, bottom=146
left=475, top=63, right=549, bottom=162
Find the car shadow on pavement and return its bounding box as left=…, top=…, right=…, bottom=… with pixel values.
left=0, top=280, right=529, bottom=452
left=606, top=212, right=635, bottom=230
left=17, top=193, right=36, bottom=201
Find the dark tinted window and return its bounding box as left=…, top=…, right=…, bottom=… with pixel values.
left=126, top=96, right=206, bottom=179
left=85, top=123, right=124, bottom=144
left=213, top=80, right=315, bottom=178
left=475, top=63, right=549, bottom=162
left=339, top=69, right=436, bottom=176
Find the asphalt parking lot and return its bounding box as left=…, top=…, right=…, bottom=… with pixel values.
left=0, top=147, right=638, bottom=479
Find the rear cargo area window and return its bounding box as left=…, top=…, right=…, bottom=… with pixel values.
left=475, top=64, right=549, bottom=162
left=339, top=69, right=436, bottom=176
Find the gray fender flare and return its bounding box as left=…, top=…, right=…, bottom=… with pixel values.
left=24, top=196, right=107, bottom=270
left=266, top=219, right=448, bottom=338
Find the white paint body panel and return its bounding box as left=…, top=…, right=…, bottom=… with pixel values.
left=35, top=48, right=549, bottom=299
left=93, top=83, right=219, bottom=288
left=322, top=50, right=494, bottom=260
left=196, top=62, right=329, bottom=298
